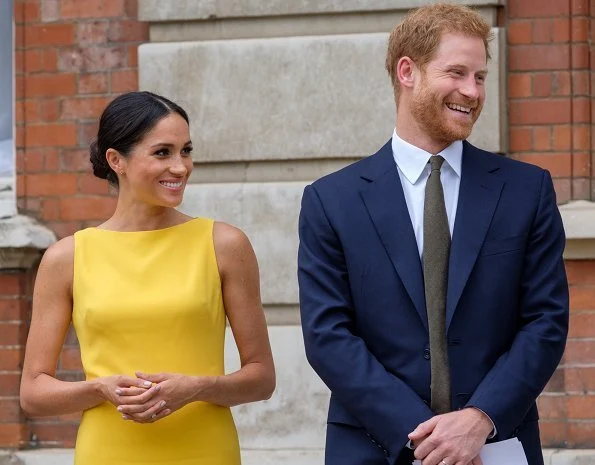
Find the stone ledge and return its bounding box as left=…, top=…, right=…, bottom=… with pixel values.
left=140, top=0, right=503, bottom=22
left=0, top=215, right=56, bottom=270
left=559, top=201, right=595, bottom=260
left=4, top=449, right=595, bottom=465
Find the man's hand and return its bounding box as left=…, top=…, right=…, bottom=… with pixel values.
left=409, top=408, right=493, bottom=465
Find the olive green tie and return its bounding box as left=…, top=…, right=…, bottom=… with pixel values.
left=423, top=155, right=451, bottom=414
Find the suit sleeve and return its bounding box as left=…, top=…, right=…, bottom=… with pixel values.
left=466, top=170, right=569, bottom=438
left=298, top=184, right=434, bottom=458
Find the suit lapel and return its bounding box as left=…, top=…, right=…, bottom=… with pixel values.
left=359, top=142, right=427, bottom=329
left=446, top=142, right=504, bottom=329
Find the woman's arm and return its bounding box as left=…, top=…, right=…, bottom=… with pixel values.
left=20, top=237, right=156, bottom=417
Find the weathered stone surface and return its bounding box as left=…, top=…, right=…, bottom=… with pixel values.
left=140, top=30, right=504, bottom=163
left=180, top=182, right=305, bottom=304
left=140, top=0, right=502, bottom=22
left=226, top=326, right=329, bottom=449
left=0, top=215, right=56, bottom=269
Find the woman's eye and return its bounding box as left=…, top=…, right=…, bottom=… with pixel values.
left=182, top=147, right=193, bottom=156
left=154, top=148, right=169, bottom=156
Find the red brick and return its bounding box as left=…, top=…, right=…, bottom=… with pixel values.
left=24, top=173, right=78, bottom=196
left=46, top=221, right=82, bottom=240
left=553, top=19, right=571, bottom=42
left=508, top=74, right=532, bottom=98
left=0, top=424, right=27, bottom=448
left=78, top=73, right=108, bottom=94
left=565, top=340, right=595, bottom=364
left=108, top=20, right=149, bottom=42
left=509, top=45, right=570, bottom=71
left=60, top=0, right=126, bottom=19
left=77, top=21, right=110, bottom=45
left=572, top=125, right=590, bottom=151
left=565, top=366, right=595, bottom=392
left=569, top=312, right=595, bottom=338
left=29, top=422, right=78, bottom=447
left=0, top=373, right=23, bottom=397
left=509, top=99, right=571, bottom=125
left=508, top=0, right=570, bottom=18
left=511, top=153, right=570, bottom=177
left=539, top=420, right=568, bottom=448
left=533, top=73, right=552, bottom=97
left=60, top=347, right=82, bottom=371
left=40, top=0, right=60, bottom=23
left=0, top=300, right=23, bottom=320
left=572, top=70, right=590, bottom=96
left=572, top=151, right=591, bottom=177
left=537, top=394, right=566, bottom=419
left=0, top=349, right=22, bottom=371
left=571, top=43, right=590, bottom=69
left=78, top=173, right=110, bottom=195
left=552, top=125, right=572, bottom=150
left=25, top=124, right=77, bottom=147
left=0, top=399, right=23, bottom=423
left=570, top=17, right=589, bottom=41
left=41, top=198, right=61, bottom=222
left=22, top=99, right=41, bottom=122
left=532, top=126, right=552, bottom=150
left=567, top=421, right=595, bottom=447
left=507, top=20, right=532, bottom=45
left=24, top=23, right=75, bottom=48
left=571, top=0, right=589, bottom=15
left=41, top=99, right=61, bottom=122
left=531, top=19, right=553, bottom=43
left=552, top=71, right=572, bottom=96
left=58, top=46, right=127, bottom=72
left=0, top=275, right=24, bottom=296
left=111, top=69, right=137, bottom=93
left=570, top=286, right=595, bottom=310
left=0, top=323, right=27, bottom=345
left=25, top=74, right=76, bottom=97
left=509, top=126, right=532, bottom=152
left=124, top=0, right=140, bottom=19
left=60, top=197, right=116, bottom=221
left=14, top=1, right=40, bottom=24
left=61, top=150, right=90, bottom=172
left=61, top=97, right=111, bottom=120
left=128, top=45, right=139, bottom=68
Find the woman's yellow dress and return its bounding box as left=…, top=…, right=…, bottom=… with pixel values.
left=72, top=218, right=240, bottom=464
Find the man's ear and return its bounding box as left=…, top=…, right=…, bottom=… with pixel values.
left=396, top=56, right=416, bottom=89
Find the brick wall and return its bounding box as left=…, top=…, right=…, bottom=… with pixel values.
left=1, top=0, right=594, bottom=452
left=1, top=0, right=148, bottom=448
left=507, top=0, right=595, bottom=448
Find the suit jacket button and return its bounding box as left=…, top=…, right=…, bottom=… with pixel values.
left=423, top=349, right=431, bottom=360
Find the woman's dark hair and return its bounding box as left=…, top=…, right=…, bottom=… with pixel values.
left=90, top=91, right=190, bottom=187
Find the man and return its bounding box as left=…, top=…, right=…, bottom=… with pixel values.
left=297, top=4, right=568, bottom=465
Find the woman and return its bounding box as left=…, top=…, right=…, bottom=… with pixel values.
left=20, top=91, right=276, bottom=464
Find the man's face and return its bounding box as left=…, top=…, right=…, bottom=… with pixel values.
left=409, top=33, right=488, bottom=146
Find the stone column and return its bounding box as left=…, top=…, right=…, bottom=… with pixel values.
left=138, top=1, right=505, bottom=462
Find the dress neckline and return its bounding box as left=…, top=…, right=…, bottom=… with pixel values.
left=89, top=217, right=201, bottom=234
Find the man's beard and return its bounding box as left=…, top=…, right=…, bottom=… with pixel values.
left=410, top=79, right=482, bottom=146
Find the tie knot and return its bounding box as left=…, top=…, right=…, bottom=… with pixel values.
left=429, top=155, right=445, bottom=172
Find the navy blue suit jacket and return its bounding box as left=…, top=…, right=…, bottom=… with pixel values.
left=298, top=140, right=569, bottom=465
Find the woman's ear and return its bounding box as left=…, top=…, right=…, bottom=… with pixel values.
left=106, top=148, right=125, bottom=175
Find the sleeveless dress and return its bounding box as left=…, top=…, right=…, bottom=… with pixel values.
left=72, top=218, right=241, bottom=465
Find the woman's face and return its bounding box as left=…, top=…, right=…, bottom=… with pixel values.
left=118, top=113, right=193, bottom=208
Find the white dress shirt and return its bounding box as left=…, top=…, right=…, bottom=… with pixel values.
left=391, top=129, right=462, bottom=257
left=392, top=129, right=497, bottom=439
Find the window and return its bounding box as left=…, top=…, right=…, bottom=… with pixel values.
left=0, top=0, right=15, bottom=217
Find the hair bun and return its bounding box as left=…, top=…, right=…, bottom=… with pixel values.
left=89, top=139, right=114, bottom=181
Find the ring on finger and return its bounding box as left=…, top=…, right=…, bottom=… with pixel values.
left=151, top=413, right=157, bottom=419
left=441, top=460, right=449, bottom=465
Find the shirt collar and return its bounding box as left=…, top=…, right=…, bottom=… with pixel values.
left=391, top=129, right=463, bottom=184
